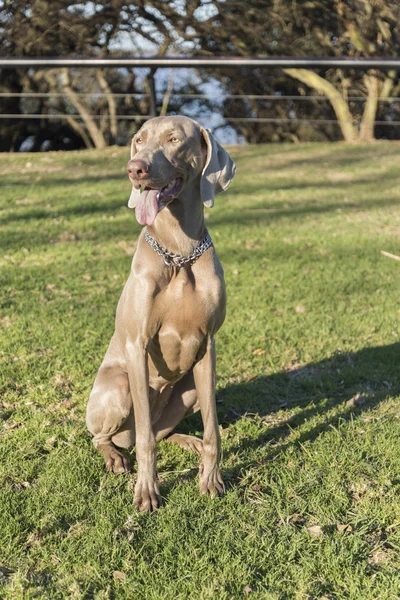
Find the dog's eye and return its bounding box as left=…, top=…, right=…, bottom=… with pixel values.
left=136, top=137, right=143, bottom=144
left=169, top=137, right=180, bottom=143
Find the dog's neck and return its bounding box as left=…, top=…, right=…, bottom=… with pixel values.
left=146, top=188, right=206, bottom=256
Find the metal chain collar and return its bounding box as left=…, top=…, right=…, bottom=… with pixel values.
left=144, top=229, right=213, bottom=268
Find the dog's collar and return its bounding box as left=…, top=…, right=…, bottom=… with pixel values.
left=144, top=229, right=213, bottom=268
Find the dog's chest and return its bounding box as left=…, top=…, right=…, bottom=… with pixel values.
left=148, top=270, right=223, bottom=379
left=158, top=267, right=222, bottom=329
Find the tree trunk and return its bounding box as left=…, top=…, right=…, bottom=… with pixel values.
left=61, top=69, right=107, bottom=149
left=65, top=115, right=94, bottom=149
left=284, top=68, right=358, bottom=142
left=96, top=70, right=118, bottom=143
left=359, top=71, right=379, bottom=142
left=145, top=69, right=157, bottom=117
left=160, top=69, right=175, bottom=116
left=360, top=69, right=397, bottom=142
left=380, top=69, right=396, bottom=100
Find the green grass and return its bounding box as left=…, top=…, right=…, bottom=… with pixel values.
left=1, top=142, right=400, bottom=599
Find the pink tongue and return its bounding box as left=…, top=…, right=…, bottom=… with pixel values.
left=135, top=189, right=159, bottom=226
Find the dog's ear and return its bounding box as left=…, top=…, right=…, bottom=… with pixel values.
left=127, top=136, right=139, bottom=208
left=200, top=128, right=236, bottom=208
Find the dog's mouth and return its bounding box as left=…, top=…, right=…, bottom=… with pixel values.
left=135, top=178, right=183, bottom=226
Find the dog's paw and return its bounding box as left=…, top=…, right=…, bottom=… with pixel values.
left=134, top=476, right=161, bottom=512
left=167, top=433, right=203, bottom=455
left=101, top=445, right=131, bottom=474
left=199, top=465, right=225, bottom=498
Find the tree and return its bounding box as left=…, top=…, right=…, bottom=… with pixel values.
left=183, top=0, right=400, bottom=142
left=0, top=0, right=128, bottom=150
left=0, top=0, right=201, bottom=150
left=281, top=0, right=400, bottom=142
left=3, top=0, right=399, bottom=147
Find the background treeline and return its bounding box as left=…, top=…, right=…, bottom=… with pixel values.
left=1, top=0, right=400, bottom=151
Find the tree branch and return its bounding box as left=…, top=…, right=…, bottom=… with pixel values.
left=96, top=69, right=117, bottom=143
left=159, top=69, right=175, bottom=116
left=360, top=71, right=379, bottom=142
left=284, top=68, right=358, bottom=142
left=65, top=115, right=94, bottom=149
left=61, top=68, right=106, bottom=149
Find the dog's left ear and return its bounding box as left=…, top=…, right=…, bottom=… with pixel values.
left=127, top=136, right=140, bottom=208
left=200, top=128, right=236, bottom=208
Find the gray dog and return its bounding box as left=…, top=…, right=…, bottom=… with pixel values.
left=86, top=116, right=236, bottom=511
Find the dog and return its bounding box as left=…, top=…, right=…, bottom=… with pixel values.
left=86, top=115, right=236, bottom=511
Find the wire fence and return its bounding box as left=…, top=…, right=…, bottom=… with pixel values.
left=1, top=56, right=400, bottom=148
left=1, top=98, right=400, bottom=125
left=1, top=57, right=400, bottom=68
left=4, top=114, right=400, bottom=126
left=1, top=92, right=400, bottom=101
left=2, top=93, right=400, bottom=123
left=2, top=102, right=400, bottom=127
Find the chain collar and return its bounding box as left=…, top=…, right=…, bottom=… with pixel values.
left=144, top=229, right=213, bottom=268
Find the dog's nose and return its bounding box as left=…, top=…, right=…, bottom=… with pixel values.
left=127, top=159, right=149, bottom=180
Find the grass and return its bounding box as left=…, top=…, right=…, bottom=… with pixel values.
left=1, top=141, right=400, bottom=599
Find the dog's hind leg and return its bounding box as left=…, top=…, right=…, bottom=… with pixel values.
left=153, top=370, right=203, bottom=454
left=87, top=339, right=133, bottom=473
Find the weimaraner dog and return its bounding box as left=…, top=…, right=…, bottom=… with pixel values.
left=86, top=115, right=236, bottom=511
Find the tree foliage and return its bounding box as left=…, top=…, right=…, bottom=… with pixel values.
left=1, top=0, right=400, bottom=148
left=184, top=0, right=400, bottom=142
left=0, top=1, right=201, bottom=150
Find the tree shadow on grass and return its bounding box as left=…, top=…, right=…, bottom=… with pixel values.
left=210, top=193, right=400, bottom=230
left=265, top=143, right=400, bottom=172
left=2, top=187, right=400, bottom=254
left=174, top=342, right=400, bottom=484
left=0, top=172, right=126, bottom=189
left=4, top=168, right=400, bottom=227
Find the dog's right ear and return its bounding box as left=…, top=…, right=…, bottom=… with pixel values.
left=200, top=127, right=236, bottom=208
left=127, top=137, right=140, bottom=208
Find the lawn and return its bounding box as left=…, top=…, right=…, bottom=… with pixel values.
left=1, top=141, right=400, bottom=600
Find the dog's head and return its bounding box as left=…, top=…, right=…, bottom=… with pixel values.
left=127, top=116, right=236, bottom=226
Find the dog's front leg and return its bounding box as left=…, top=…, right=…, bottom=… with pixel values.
left=193, top=335, right=224, bottom=497
left=126, top=339, right=160, bottom=511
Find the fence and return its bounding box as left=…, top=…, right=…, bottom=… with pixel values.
left=1, top=57, right=400, bottom=148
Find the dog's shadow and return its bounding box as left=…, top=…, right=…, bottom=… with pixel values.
left=170, top=342, right=400, bottom=483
